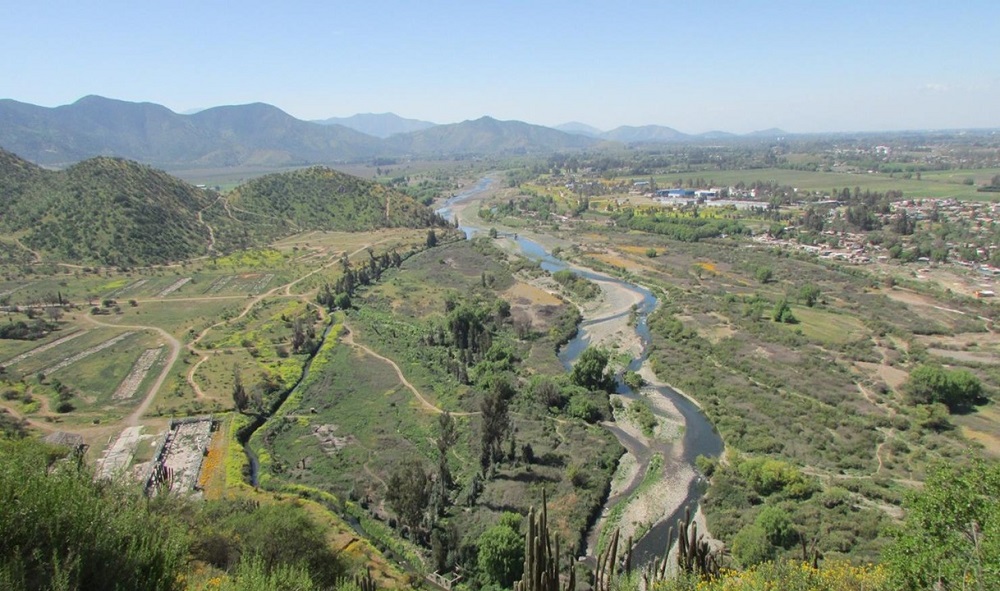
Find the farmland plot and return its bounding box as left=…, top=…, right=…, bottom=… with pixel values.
left=1, top=330, right=85, bottom=367
left=112, top=347, right=163, bottom=400
left=157, top=277, right=191, bottom=297
left=41, top=332, right=135, bottom=375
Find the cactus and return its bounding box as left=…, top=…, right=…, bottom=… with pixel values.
left=336, top=567, right=376, bottom=591
left=514, top=490, right=575, bottom=591
left=593, top=528, right=633, bottom=591
left=646, top=506, right=720, bottom=583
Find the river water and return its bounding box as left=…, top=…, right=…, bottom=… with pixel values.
left=440, top=177, right=723, bottom=565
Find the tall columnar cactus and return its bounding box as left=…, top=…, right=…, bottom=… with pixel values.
left=645, top=506, right=720, bottom=585
left=336, top=568, right=376, bottom=591
left=515, top=491, right=576, bottom=591
left=355, top=568, right=377, bottom=591
left=593, top=529, right=633, bottom=591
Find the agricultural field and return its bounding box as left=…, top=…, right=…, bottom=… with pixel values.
left=0, top=228, right=431, bottom=446
left=611, top=167, right=998, bottom=201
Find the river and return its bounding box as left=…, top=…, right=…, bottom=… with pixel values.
left=440, top=177, right=723, bottom=566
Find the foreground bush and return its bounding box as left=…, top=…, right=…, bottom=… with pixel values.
left=0, top=438, right=187, bottom=591
left=649, top=560, right=888, bottom=591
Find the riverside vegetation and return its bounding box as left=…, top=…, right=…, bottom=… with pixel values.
left=0, top=140, right=998, bottom=590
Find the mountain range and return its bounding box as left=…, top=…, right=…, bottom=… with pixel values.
left=0, top=95, right=795, bottom=171
left=0, top=96, right=602, bottom=170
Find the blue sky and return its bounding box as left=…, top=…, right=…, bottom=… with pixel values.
left=3, top=1, right=999, bottom=134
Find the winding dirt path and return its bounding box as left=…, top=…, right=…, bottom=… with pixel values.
left=182, top=239, right=395, bottom=405
left=340, top=326, right=477, bottom=417
left=82, top=315, right=181, bottom=426
left=12, top=237, right=42, bottom=263
left=197, top=195, right=224, bottom=253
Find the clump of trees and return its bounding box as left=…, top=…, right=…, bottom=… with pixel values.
left=903, top=364, right=986, bottom=411
left=551, top=269, right=600, bottom=301
left=612, top=209, right=749, bottom=242
left=570, top=347, right=615, bottom=393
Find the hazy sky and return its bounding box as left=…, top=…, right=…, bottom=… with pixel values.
left=3, top=1, right=999, bottom=134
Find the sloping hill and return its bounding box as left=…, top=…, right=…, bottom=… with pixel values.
left=387, top=116, right=602, bottom=155
left=0, top=149, right=449, bottom=266
left=0, top=96, right=382, bottom=169
left=313, top=112, right=437, bottom=138
left=226, top=166, right=450, bottom=236
left=188, top=103, right=383, bottom=165
left=0, top=149, right=216, bottom=265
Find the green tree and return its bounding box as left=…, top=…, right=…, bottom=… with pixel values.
left=477, top=513, right=524, bottom=587
left=333, top=292, right=351, bottom=310
left=904, top=364, right=985, bottom=411
left=386, top=463, right=430, bottom=532
left=799, top=283, right=821, bottom=307
left=570, top=347, right=614, bottom=393
left=232, top=365, right=249, bottom=413
left=772, top=299, right=797, bottom=324
left=480, top=383, right=511, bottom=475
left=884, top=459, right=1000, bottom=590
left=436, top=411, right=458, bottom=513
left=755, top=506, right=798, bottom=548
left=755, top=266, right=774, bottom=284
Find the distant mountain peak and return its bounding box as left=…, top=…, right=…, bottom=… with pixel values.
left=747, top=127, right=788, bottom=137
left=602, top=124, right=689, bottom=143
left=555, top=122, right=605, bottom=137
left=313, top=112, right=437, bottom=138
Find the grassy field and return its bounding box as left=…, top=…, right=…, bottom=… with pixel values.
left=630, top=167, right=995, bottom=200
left=783, top=305, right=868, bottom=344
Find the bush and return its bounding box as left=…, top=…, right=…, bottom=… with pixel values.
left=903, top=364, right=985, bottom=411
left=0, top=439, right=187, bottom=591
left=883, top=459, right=1000, bottom=590
left=477, top=514, right=523, bottom=587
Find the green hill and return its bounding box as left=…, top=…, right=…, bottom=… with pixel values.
left=0, top=149, right=216, bottom=266
left=226, top=166, right=450, bottom=235
left=0, top=149, right=450, bottom=266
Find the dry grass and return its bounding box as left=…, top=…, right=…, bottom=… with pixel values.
left=956, top=404, right=1000, bottom=458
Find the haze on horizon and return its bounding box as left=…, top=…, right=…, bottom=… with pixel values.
left=2, top=0, right=999, bottom=135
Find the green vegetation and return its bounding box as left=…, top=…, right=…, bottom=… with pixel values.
left=0, top=149, right=451, bottom=266
left=883, top=458, right=1000, bottom=589
left=612, top=209, right=748, bottom=242
left=0, top=436, right=396, bottom=591
left=477, top=513, right=524, bottom=588
left=0, top=437, right=186, bottom=590
left=903, top=363, right=986, bottom=411
left=551, top=269, right=600, bottom=301
left=256, top=238, right=621, bottom=583
left=0, top=149, right=218, bottom=266
left=227, top=166, right=450, bottom=238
